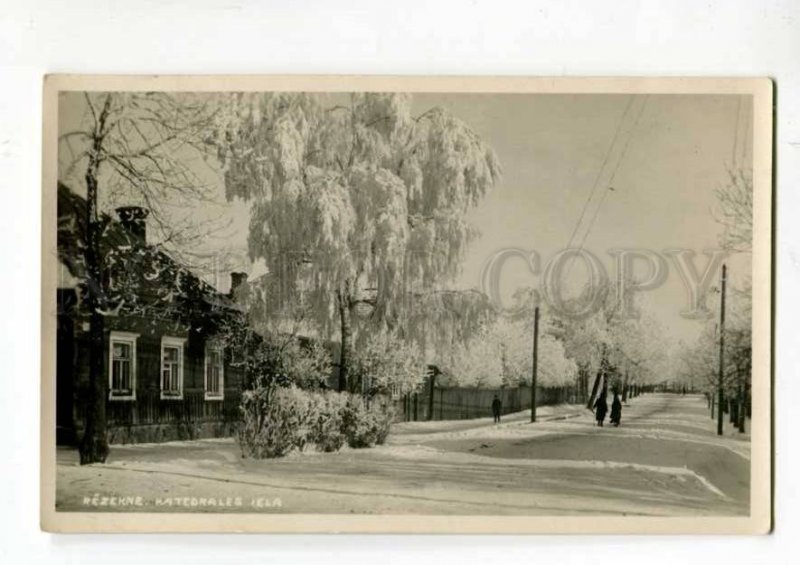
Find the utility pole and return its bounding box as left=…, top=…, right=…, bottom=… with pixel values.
left=738, top=367, right=747, bottom=433
left=717, top=264, right=727, bottom=436
left=427, top=365, right=437, bottom=421
left=530, top=306, right=540, bottom=423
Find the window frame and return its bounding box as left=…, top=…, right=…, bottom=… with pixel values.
left=204, top=341, right=225, bottom=401
left=108, top=331, right=139, bottom=401
left=160, top=336, right=186, bottom=400
left=361, top=374, right=372, bottom=395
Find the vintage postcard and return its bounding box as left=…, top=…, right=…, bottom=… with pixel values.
left=41, top=75, right=773, bottom=533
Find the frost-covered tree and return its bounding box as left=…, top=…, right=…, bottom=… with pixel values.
left=679, top=281, right=751, bottom=426
left=606, top=310, right=668, bottom=395
left=714, top=168, right=753, bottom=253
left=216, top=93, right=501, bottom=391
left=439, top=317, right=576, bottom=389
left=350, top=329, right=428, bottom=396
left=512, top=287, right=606, bottom=399
left=549, top=309, right=608, bottom=398
left=678, top=326, right=719, bottom=401
left=495, top=319, right=577, bottom=387
left=534, top=335, right=579, bottom=387
left=406, top=288, right=497, bottom=366
left=536, top=279, right=669, bottom=401
left=442, top=327, right=504, bottom=388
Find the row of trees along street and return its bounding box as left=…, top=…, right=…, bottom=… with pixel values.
left=61, top=92, right=674, bottom=464
left=676, top=169, right=753, bottom=434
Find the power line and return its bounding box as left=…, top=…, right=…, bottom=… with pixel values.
left=605, top=96, right=649, bottom=190
left=566, top=96, right=650, bottom=281
left=563, top=96, right=636, bottom=251
left=740, top=98, right=751, bottom=167
left=596, top=97, right=651, bottom=325
left=731, top=96, right=742, bottom=169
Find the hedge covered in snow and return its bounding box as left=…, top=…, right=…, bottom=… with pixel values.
left=238, top=386, right=394, bottom=458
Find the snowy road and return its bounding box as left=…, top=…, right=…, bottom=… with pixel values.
left=55, top=393, right=750, bottom=516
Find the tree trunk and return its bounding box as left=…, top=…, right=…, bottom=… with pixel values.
left=621, top=370, right=629, bottom=403
left=78, top=155, right=109, bottom=465
left=337, top=291, right=352, bottom=392
left=587, top=369, right=602, bottom=409
left=738, top=378, right=747, bottom=433
left=583, top=366, right=591, bottom=403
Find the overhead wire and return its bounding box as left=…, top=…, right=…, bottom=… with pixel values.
left=564, top=95, right=650, bottom=283
left=563, top=96, right=636, bottom=252
left=574, top=96, right=649, bottom=256
left=731, top=96, right=742, bottom=170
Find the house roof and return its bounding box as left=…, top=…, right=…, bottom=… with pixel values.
left=56, top=181, right=240, bottom=316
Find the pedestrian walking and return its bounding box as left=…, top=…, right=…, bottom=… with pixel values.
left=491, top=394, right=502, bottom=423
left=593, top=391, right=608, bottom=427
left=610, top=391, right=622, bottom=427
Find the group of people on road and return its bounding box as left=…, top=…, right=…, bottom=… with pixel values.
left=489, top=390, right=624, bottom=427
left=592, top=390, right=622, bottom=427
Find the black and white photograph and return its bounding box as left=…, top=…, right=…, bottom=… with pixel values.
left=40, top=76, right=772, bottom=533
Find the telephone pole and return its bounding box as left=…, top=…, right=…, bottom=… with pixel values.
left=717, top=264, right=727, bottom=436
left=531, top=306, right=540, bottom=423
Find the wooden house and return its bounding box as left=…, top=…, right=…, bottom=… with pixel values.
left=56, top=182, right=249, bottom=444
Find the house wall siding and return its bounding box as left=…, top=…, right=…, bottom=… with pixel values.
left=64, top=314, right=244, bottom=445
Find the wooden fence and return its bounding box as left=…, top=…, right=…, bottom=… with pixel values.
left=70, top=384, right=577, bottom=443
left=394, top=384, right=580, bottom=422
left=103, top=389, right=242, bottom=427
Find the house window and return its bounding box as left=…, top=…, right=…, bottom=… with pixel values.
left=204, top=343, right=225, bottom=400
left=109, top=331, right=138, bottom=400
left=361, top=375, right=372, bottom=395
left=160, top=337, right=185, bottom=399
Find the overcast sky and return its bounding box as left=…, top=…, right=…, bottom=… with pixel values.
left=59, top=91, right=753, bottom=343
left=413, top=92, right=752, bottom=343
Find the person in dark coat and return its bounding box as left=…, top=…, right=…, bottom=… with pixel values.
left=491, top=395, right=502, bottom=423
left=609, top=391, right=622, bottom=427
left=593, top=391, right=608, bottom=427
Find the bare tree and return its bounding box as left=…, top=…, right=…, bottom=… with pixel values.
left=711, top=169, right=753, bottom=428
left=59, top=92, right=222, bottom=463
left=714, top=168, right=753, bottom=252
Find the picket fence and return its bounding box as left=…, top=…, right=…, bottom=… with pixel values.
left=393, top=384, right=579, bottom=422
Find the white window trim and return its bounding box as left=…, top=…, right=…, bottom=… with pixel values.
left=160, top=336, right=186, bottom=400
left=108, top=331, right=139, bottom=401
left=204, top=342, right=225, bottom=401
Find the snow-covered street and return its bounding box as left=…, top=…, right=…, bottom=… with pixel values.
left=56, top=393, right=749, bottom=516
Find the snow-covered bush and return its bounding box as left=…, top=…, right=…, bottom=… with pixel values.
left=340, top=395, right=394, bottom=448
left=238, top=386, right=394, bottom=458
left=306, top=391, right=348, bottom=452
left=238, top=386, right=312, bottom=458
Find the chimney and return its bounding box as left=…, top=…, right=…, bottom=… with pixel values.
left=229, top=272, right=248, bottom=296
left=115, top=206, right=149, bottom=243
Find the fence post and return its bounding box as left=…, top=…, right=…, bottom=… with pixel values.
left=427, top=368, right=437, bottom=421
